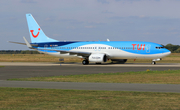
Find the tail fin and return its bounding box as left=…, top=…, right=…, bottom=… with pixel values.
left=26, top=13, right=58, bottom=43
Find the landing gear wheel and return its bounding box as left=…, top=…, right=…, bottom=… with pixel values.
left=82, top=60, right=86, bottom=65
left=151, top=61, right=156, bottom=65
left=82, top=60, right=89, bottom=65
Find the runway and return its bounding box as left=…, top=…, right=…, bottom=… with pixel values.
left=0, top=62, right=180, bottom=80
left=0, top=62, right=180, bottom=93
left=1, top=80, right=180, bottom=93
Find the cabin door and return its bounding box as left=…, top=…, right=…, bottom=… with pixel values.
left=146, top=45, right=151, bottom=53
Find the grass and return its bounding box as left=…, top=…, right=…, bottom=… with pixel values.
left=0, top=87, right=179, bottom=110
left=0, top=66, right=4, bottom=67
left=9, top=69, right=180, bottom=84
left=0, top=53, right=180, bottom=63
left=0, top=54, right=81, bottom=62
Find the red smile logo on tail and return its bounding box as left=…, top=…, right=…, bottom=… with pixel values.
left=30, top=28, right=40, bottom=38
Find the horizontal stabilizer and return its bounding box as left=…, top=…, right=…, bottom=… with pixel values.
left=8, top=41, right=26, bottom=45
left=8, top=37, right=38, bottom=47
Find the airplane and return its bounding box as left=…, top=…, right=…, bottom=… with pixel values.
left=10, top=13, right=171, bottom=65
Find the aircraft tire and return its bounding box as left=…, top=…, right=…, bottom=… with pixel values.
left=152, top=61, right=156, bottom=65
left=82, top=60, right=89, bottom=65
left=82, top=60, right=86, bottom=65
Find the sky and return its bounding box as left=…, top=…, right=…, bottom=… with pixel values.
left=1, top=0, right=180, bottom=50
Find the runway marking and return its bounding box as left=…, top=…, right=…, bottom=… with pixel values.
left=0, top=80, right=180, bottom=93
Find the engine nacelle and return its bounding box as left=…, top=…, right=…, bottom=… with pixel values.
left=89, top=53, right=107, bottom=62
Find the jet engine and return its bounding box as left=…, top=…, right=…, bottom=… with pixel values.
left=89, top=53, right=107, bottom=62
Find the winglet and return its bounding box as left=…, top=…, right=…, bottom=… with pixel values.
left=23, top=37, right=33, bottom=49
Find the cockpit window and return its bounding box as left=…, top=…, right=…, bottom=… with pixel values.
left=156, top=47, right=164, bottom=49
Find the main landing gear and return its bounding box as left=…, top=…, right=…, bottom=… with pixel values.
left=82, top=60, right=89, bottom=65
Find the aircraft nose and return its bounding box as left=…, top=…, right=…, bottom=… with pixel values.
left=168, top=50, right=171, bottom=55
left=161, top=48, right=171, bottom=57
left=164, top=49, right=171, bottom=56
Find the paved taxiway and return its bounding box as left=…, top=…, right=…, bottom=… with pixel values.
left=0, top=62, right=180, bottom=93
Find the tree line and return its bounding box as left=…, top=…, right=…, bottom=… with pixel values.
left=0, top=50, right=40, bottom=54
left=0, top=43, right=180, bottom=54
left=162, top=44, right=180, bottom=53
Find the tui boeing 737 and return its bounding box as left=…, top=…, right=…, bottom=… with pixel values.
left=10, top=14, right=171, bottom=65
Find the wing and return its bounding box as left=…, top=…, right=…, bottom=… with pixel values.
left=38, top=48, right=91, bottom=57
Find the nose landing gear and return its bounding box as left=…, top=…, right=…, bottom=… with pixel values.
left=151, top=58, right=162, bottom=65
left=151, top=61, right=156, bottom=65
left=151, top=58, right=161, bottom=65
